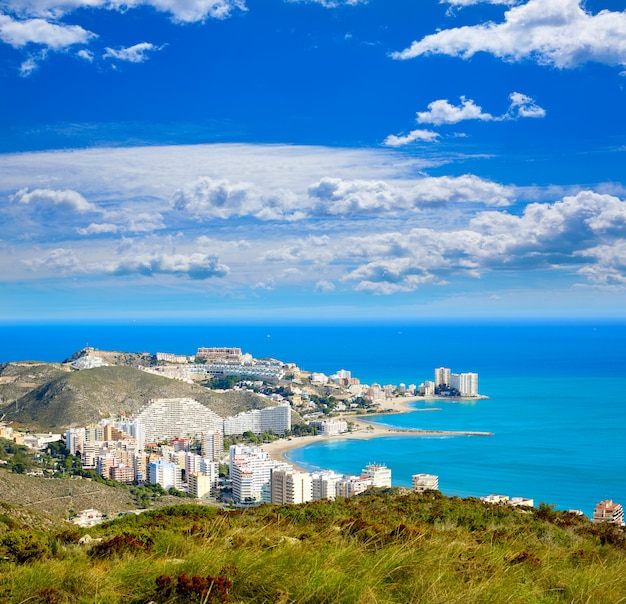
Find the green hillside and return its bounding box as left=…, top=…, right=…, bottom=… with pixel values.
left=1, top=489, right=625, bottom=603
left=2, top=365, right=273, bottom=430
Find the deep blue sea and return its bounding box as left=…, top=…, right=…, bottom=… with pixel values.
left=2, top=320, right=625, bottom=517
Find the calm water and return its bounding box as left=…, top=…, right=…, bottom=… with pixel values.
left=2, top=320, right=626, bottom=516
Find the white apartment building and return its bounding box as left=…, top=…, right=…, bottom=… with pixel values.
left=188, top=472, right=216, bottom=498
left=65, top=427, right=86, bottom=456
left=229, top=445, right=275, bottom=503
left=450, top=372, right=479, bottom=397
left=148, top=459, right=183, bottom=491
left=223, top=403, right=291, bottom=436
left=412, top=474, right=439, bottom=492
left=271, top=467, right=313, bottom=505
left=434, top=367, right=451, bottom=388
left=202, top=431, right=224, bottom=461
left=309, top=419, right=348, bottom=436
left=311, top=470, right=344, bottom=501
left=361, top=463, right=392, bottom=488
left=133, top=398, right=223, bottom=443
left=593, top=500, right=625, bottom=525
left=336, top=475, right=374, bottom=498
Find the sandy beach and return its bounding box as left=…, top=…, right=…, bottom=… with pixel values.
left=262, top=396, right=492, bottom=471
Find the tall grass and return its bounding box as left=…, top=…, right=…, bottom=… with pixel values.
left=1, top=489, right=626, bottom=603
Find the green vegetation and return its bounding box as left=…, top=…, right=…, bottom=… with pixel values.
left=1, top=489, right=626, bottom=603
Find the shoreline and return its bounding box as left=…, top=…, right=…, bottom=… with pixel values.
left=262, top=396, right=493, bottom=472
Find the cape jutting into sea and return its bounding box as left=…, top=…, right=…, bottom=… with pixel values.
left=2, top=320, right=625, bottom=517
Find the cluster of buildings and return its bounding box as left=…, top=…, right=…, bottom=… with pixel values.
left=417, top=367, right=480, bottom=398
left=228, top=445, right=394, bottom=505
left=63, top=396, right=291, bottom=496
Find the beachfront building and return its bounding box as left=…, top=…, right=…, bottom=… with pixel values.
left=309, top=419, right=348, bottom=436
left=271, top=466, right=313, bottom=505
left=417, top=381, right=435, bottom=396
left=311, top=470, right=344, bottom=501
left=434, top=367, right=451, bottom=389
left=196, top=347, right=243, bottom=361
left=362, top=463, right=392, bottom=488
left=450, top=372, right=479, bottom=397
left=133, top=398, right=223, bottom=443
left=412, top=474, right=439, bottom=492
left=336, top=475, right=374, bottom=498
left=593, top=500, right=625, bottom=525
left=229, top=444, right=275, bottom=504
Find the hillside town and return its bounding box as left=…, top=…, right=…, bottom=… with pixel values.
left=1, top=346, right=621, bottom=528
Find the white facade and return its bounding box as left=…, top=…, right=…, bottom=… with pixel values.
left=434, top=367, right=451, bottom=388
left=271, top=467, right=313, bottom=505
left=133, top=398, right=223, bottom=443
left=224, top=403, right=291, bottom=436
left=412, top=473, right=439, bottom=492
left=361, top=463, right=392, bottom=488
left=450, top=372, right=479, bottom=397
left=336, top=475, right=374, bottom=498
left=311, top=470, right=343, bottom=501
left=229, top=445, right=275, bottom=503
left=65, top=428, right=86, bottom=455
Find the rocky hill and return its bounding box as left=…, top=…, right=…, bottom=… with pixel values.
left=1, top=364, right=273, bottom=431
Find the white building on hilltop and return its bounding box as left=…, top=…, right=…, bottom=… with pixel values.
left=133, top=398, right=222, bottom=443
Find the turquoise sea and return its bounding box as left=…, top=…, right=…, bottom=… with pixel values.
left=2, top=320, right=625, bottom=517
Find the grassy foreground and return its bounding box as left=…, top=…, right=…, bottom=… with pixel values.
left=2, top=489, right=626, bottom=603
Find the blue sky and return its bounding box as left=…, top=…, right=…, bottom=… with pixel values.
left=1, top=0, right=626, bottom=321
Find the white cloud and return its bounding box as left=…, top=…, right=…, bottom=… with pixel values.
left=113, top=252, right=229, bottom=279
left=417, top=97, right=493, bottom=125
left=443, top=0, right=519, bottom=6
left=392, top=0, right=626, bottom=69
left=3, top=0, right=246, bottom=23
left=103, top=42, right=162, bottom=63
left=0, top=14, right=95, bottom=48
left=286, top=0, right=366, bottom=7
left=24, top=247, right=82, bottom=273
left=308, top=174, right=513, bottom=214
left=76, top=222, right=119, bottom=235
left=383, top=129, right=440, bottom=147
left=506, top=91, right=546, bottom=118
left=314, top=279, right=335, bottom=292
left=11, top=187, right=97, bottom=212
left=77, top=48, right=93, bottom=61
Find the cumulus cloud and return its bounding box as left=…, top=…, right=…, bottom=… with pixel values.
left=417, top=97, right=493, bottom=125
left=506, top=91, right=546, bottom=118
left=392, top=0, right=626, bottom=69
left=11, top=187, right=97, bottom=212
left=172, top=176, right=304, bottom=221
left=386, top=93, right=544, bottom=146
left=103, top=42, right=162, bottom=63
left=24, top=247, right=82, bottom=273
left=339, top=191, right=626, bottom=293
left=0, top=14, right=95, bottom=48
left=113, top=252, right=229, bottom=279
left=308, top=175, right=513, bottom=214
left=76, top=223, right=120, bottom=235
left=383, top=129, right=440, bottom=147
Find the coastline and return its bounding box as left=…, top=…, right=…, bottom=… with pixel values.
left=262, top=396, right=493, bottom=472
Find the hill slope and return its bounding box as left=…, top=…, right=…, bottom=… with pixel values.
left=1, top=489, right=626, bottom=603
left=5, top=365, right=273, bottom=430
